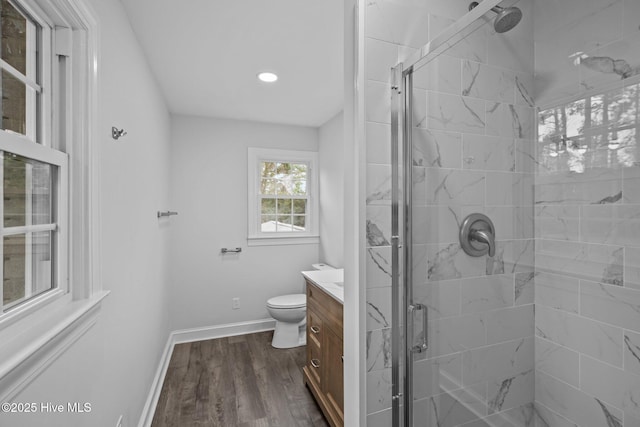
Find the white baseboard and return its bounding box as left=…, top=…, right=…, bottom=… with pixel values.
left=137, top=334, right=174, bottom=427
left=172, top=318, right=276, bottom=344
left=137, top=318, right=276, bottom=427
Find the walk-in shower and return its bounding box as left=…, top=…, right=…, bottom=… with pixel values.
left=374, top=0, right=640, bottom=425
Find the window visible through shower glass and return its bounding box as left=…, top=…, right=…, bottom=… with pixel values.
left=259, top=161, right=309, bottom=232
left=538, top=81, right=640, bottom=173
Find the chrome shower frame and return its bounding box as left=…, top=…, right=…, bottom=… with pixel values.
left=389, top=0, right=504, bottom=425
left=390, top=64, right=404, bottom=427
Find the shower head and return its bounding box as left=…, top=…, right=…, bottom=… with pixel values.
left=493, top=5, right=522, bottom=33
left=469, top=1, right=523, bottom=33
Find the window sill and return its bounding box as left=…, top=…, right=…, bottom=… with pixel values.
left=247, top=235, right=320, bottom=246
left=0, top=290, right=109, bottom=402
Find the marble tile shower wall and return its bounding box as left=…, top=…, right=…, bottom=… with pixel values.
left=534, top=0, right=640, bottom=106
left=532, top=1, right=640, bottom=426
left=364, top=0, right=536, bottom=425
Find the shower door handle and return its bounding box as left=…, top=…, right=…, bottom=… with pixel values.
left=408, top=303, right=428, bottom=353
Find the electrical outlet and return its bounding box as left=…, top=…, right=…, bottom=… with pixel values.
left=232, top=297, right=240, bottom=310
left=116, top=415, right=123, bottom=427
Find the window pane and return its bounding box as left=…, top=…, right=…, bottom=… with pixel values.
left=293, top=199, right=307, bottom=214
left=260, top=215, right=276, bottom=232
left=538, top=108, right=561, bottom=142
left=2, top=69, right=27, bottom=134
left=620, top=84, right=639, bottom=126
left=293, top=215, right=306, bottom=230
left=607, top=89, right=634, bottom=127
left=276, top=215, right=292, bottom=232
left=261, top=198, right=276, bottom=214
left=1, top=0, right=27, bottom=75
left=261, top=162, right=277, bottom=178
left=291, top=164, right=307, bottom=182
left=276, top=180, right=290, bottom=196
left=3, top=233, right=24, bottom=305
left=276, top=162, right=290, bottom=177
left=260, top=178, right=276, bottom=195
left=590, top=95, right=604, bottom=127
left=565, top=99, right=585, bottom=138
left=277, top=198, right=292, bottom=214
left=3, top=231, right=52, bottom=309
left=291, top=180, right=307, bottom=195
left=4, top=153, right=52, bottom=227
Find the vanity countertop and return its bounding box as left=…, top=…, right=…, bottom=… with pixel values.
left=301, top=268, right=344, bottom=304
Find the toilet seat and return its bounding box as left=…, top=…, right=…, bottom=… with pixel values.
left=267, top=294, right=306, bottom=309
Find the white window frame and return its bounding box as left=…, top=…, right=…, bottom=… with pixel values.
left=0, top=0, right=67, bottom=325
left=0, top=0, right=105, bottom=403
left=248, top=148, right=319, bottom=246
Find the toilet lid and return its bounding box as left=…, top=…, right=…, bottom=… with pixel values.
left=267, top=294, right=306, bottom=309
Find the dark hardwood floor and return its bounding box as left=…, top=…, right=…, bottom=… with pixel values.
left=151, top=331, right=330, bottom=427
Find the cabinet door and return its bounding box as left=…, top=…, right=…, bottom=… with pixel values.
left=323, top=327, right=344, bottom=421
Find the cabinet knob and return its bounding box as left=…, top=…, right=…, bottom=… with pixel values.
left=310, top=326, right=320, bottom=334
left=311, top=359, right=320, bottom=368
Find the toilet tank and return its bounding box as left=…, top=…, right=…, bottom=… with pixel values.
left=311, top=263, right=335, bottom=271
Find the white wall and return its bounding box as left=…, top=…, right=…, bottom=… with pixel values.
left=343, top=0, right=366, bottom=424
left=1, top=0, right=173, bottom=426
left=169, top=115, right=320, bottom=331
left=318, top=111, right=345, bottom=268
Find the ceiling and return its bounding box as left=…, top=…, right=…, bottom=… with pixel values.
left=120, top=0, right=344, bottom=127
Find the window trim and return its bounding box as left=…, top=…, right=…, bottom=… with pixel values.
left=247, top=148, right=319, bottom=246
left=0, top=0, right=105, bottom=403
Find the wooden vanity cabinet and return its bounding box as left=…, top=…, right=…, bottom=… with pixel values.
left=303, top=280, right=344, bottom=427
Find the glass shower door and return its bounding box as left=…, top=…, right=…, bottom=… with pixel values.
left=391, top=2, right=536, bottom=425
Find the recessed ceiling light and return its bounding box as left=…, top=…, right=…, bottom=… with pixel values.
left=257, top=72, right=278, bottom=83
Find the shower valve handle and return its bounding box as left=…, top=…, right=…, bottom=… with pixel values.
left=470, top=229, right=496, bottom=257
left=460, top=213, right=496, bottom=257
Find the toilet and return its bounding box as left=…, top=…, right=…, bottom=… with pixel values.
left=267, top=294, right=307, bottom=348
left=267, top=263, right=334, bottom=348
